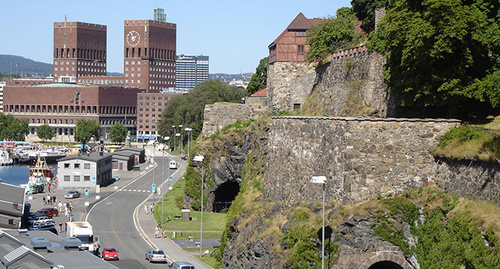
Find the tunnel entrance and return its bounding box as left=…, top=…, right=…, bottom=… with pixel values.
left=213, top=180, right=240, bottom=212
left=368, top=261, right=404, bottom=269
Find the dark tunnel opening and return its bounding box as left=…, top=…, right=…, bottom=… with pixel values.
left=213, top=181, right=240, bottom=212
left=367, top=261, right=404, bottom=269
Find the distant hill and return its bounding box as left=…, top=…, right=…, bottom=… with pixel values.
left=0, top=54, right=247, bottom=80
left=0, top=55, right=53, bottom=76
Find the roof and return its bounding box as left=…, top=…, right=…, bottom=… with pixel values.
left=0, top=245, right=54, bottom=267
left=251, top=88, right=267, bottom=97
left=58, top=152, right=112, bottom=162
left=115, top=147, right=144, bottom=153
left=1, top=229, right=118, bottom=268
left=269, top=13, right=321, bottom=48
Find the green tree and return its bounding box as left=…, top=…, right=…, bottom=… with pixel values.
left=36, top=124, right=54, bottom=141
left=74, top=119, right=100, bottom=143
left=109, top=122, right=128, bottom=143
left=246, top=57, right=268, bottom=95
left=157, top=79, right=247, bottom=143
left=0, top=114, right=29, bottom=141
left=305, top=8, right=357, bottom=63
left=369, top=0, right=500, bottom=113
left=351, top=0, right=391, bottom=33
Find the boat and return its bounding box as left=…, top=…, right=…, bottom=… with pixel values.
left=27, top=155, right=53, bottom=193
left=0, top=150, right=13, bottom=166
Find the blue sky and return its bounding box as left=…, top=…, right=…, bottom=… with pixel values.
left=1, top=0, right=351, bottom=74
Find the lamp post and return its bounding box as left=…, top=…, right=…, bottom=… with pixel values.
left=184, top=128, right=192, bottom=159
left=175, top=133, right=180, bottom=154
left=178, top=125, right=183, bottom=154
left=310, top=176, right=326, bottom=269
left=193, top=155, right=204, bottom=257
left=171, top=125, right=176, bottom=152
left=162, top=137, right=169, bottom=224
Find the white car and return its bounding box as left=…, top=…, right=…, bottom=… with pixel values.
left=169, top=161, right=178, bottom=169
left=145, top=249, right=167, bottom=263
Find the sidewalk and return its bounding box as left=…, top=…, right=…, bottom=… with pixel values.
left=26, top=151, right=212, bottom=268
left=134, top=151, right=213, bottom=269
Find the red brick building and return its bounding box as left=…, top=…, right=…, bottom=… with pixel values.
left=136, top=92, right=181, bottom=140
left=124, top=19, right=176, bottom=91
left=268, top=13, right=321, bottom=64
left=53, top=21, right=107, bottom=82
left=3, top=84, right=139, bottom=142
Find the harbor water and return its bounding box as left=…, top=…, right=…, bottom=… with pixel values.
left=0, top=164, right=56, bottom=186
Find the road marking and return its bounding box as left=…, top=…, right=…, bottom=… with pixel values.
left=110, top=196, right=151, bottom=268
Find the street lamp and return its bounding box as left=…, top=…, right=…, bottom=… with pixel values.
left=162, top=137, right=169, bottom=224
left=310, top=176, right=326, bottom=269
left=179, top=125, right=183, bottom=154
left=175, top=133, right=180, bottom=154
left=184, top=128, right=192, bottom=159
left=172, top=125, right=176, bottom=152
left=193, top=155, right=204, bottom=257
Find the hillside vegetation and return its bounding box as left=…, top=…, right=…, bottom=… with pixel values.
left=196, top=119, right=500, bottom=268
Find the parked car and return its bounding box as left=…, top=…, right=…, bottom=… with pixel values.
left=28, top=223, right=58, bottom=235
left=36, top=208, right=59, bottom=217
left=170, top=262, right=195, bottom=269
left=145, top=249, right=167, bottom=263
left=33, top=218, right=55, bottom=226
left=64, top=190, right=81, bottom=199
left=102, top=246, right=118, bottom=261
left=26, top=214, right=52, bottom=226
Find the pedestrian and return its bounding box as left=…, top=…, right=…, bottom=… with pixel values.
left=43, top=196, right=46, bottom=205
left=52, top=196, right=56, bottom=204
left=48, top=184, right=51, bottom=192
left=155, top=226, right=160, bottom=238
left=144, top=204, right=148, bottom=215
left=59, top=221, right=63, bottom=232
left=149, top=203, right=153, bottom=214
left=64, top=220, right=68, bottom=232
left=58, top=202, right=62, bottom=212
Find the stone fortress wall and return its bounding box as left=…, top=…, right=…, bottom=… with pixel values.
left=262, top=116, right=461, bottom=204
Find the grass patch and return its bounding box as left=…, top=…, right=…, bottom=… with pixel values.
left=432, top=124, right=500, bottom=163
left=185, top=248, right=218, bottom=268
left=154, top=179, right=227, bottom=237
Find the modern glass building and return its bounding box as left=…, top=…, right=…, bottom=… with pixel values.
left=176, top=55, right=209, bottom=91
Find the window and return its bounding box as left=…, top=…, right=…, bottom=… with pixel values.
left=84, top=163, right=91, bottom=169
left=84, top=175, right=90, bottom=181
left=298, top=45, right=305, bottom=55
left=64, top=163, right=70, bottom=168
left=64, top=175, right=70, bottom=181
left=74, top=163, right=80, bottom=169
left=74, top=175, right=80, bottom=181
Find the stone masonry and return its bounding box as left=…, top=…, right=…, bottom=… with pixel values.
left=312, top=47, right=392, bottom=117
left=202, top=102, right=267, bottom=138
left=267, top=61, right=316, bottom=114
left=263, top=116, right=461, bottom=205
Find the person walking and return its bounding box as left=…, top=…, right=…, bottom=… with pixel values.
left=144, top=204, right=148, bottom=215
left=154, top=226, right=160, bottom=238
left=59, top=221, right=63, bottom=232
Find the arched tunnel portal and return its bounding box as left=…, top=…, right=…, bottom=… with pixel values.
left=367, top=261, right=404, bottom=269
left=213, top=180, right=240, bottom=212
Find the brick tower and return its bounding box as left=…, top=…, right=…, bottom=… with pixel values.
left=123, top=10, right=176, bottom=91
left=53, top=19, right=107, bottom=83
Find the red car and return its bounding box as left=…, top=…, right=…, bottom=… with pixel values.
left=102, top=246, right=118, bottom=261
left=36, top=208, right=59, bottom=217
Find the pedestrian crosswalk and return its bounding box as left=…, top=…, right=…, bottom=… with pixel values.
left=118, top=188, right=154, bottom=193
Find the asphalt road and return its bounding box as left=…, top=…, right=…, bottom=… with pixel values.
left=88, top=154, right=185, bottom=269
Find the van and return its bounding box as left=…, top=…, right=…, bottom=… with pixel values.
left=170, top=262, right=195, bottom=269
left=169, top=161, right=178, bottom=169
